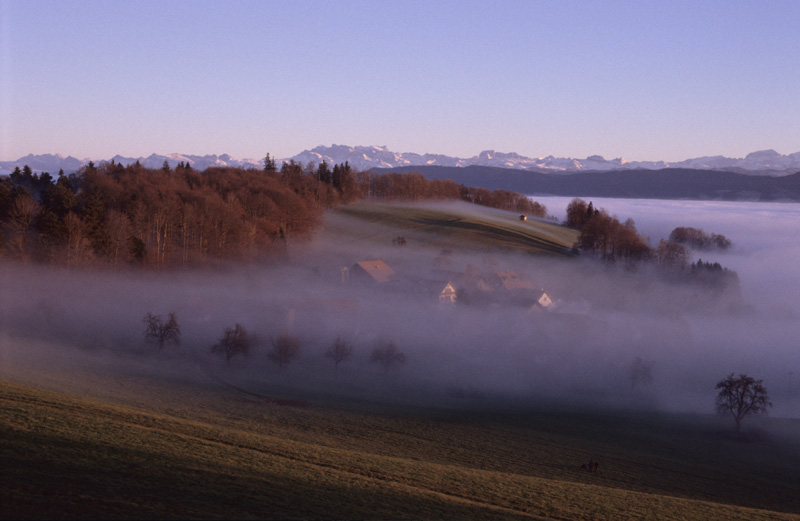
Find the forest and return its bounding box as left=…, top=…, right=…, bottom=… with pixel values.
left=0, top=158, right=737, bottom=291
left=0, top=159, right=547, bottom=268
left=564, top=197, right=738, bottom=288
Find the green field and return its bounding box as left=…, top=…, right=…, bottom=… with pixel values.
left=330, top=202, right=579, bottom=256
left=2, top=358, right=800, bottom=520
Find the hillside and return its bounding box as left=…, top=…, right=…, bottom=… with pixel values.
left=378, top=165, right=800, bottom=201
left=327, top=201, right=579, bottom=257
left=3, top=203, right=799, bottom=520
left=2, top=359, right=800, bottom=520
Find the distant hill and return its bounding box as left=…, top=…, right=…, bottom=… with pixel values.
left=376, top=165, right=800, bottom=202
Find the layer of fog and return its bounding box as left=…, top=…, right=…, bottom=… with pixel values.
left=536, top=196, right=800, bottom=417
left=1, top=198, right=799, bottom=422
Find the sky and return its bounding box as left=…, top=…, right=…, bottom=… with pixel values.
left=1, top=0, right=799, bottom=162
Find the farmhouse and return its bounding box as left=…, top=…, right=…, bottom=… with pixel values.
left=529, top=290, right=555, bottom=311
left=404, top=278, right=459, bottom=304
left=492, top=271, right=534, bottom=292
left=438, top=282, right=458, bottom=304
left=349, top=260, right=396, bottom=284
left=429, top=266, right=492, bottom=304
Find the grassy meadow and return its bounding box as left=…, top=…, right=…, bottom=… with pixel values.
left=331, top=202, right=579, bottom=256
left=2, top=353, right=800, bottom=520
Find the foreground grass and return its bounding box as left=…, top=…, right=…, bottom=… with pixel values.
left=2, top=371, right=800, bottom=520
left=333, top=202, right=579, bottom=256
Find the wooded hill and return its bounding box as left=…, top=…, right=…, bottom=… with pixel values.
left=0, top=161, right=548, bottom=268
left=378, top=165, right=800, bottom=201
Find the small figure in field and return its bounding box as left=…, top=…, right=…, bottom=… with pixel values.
left=587, top=458, right=594, bottom=472
left=593, top=461, right=599, bottom=472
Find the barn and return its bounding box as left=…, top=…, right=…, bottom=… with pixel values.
left=349, top=260, right=396, bottom=284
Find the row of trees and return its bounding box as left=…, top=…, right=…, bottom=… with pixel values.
left=355, top=170, right=547, bottom=217
left=143, top=312, right=406, bottom=374
left=143, top=313, right=772, bottom=435
left=1, top=159, right=549, bottom=268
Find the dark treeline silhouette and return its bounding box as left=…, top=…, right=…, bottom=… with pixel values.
left=355, top=170, right=547, bottom=217
left=566, top=198, right=650, bottom=263
left=0, top=160, right=548, bottom=268
left=565, top=198, right=738, bottom=289
left=669, top=226, right=731, bottom=250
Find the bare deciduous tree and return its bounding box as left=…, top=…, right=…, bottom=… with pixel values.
left=6, top=194, right=39, bottom=260
left=211, top=323, right=251, bottom=364
left=65, top=212, right=92, bottom=267
left=143, top=312, right=181, bottom=350
left=326, top=337, right=353, bottom=374
left=269, top=333, right=301, bottom=371
left=715, top=373, right=772, bottom=433
left=370, top=342, right=405, bottom=373
left=655, top=239, right=689, bottom=270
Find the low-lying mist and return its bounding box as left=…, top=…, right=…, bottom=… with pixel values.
left=1, top=198, right=799, bottom=421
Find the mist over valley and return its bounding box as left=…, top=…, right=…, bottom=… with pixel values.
left=3, top=198, right=798, bottom=420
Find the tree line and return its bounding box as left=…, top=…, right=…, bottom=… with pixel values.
left=0, top=158, right=548, bottom=268
left=0, top=161, right=324, bottom=267
left=144, top=311, right=405, bottom=375
left=669, top=226, right=731, bottom=250
left=565, top=198, right=738, bottom=288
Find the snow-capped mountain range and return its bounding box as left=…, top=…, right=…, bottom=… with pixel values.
left=3, top=146, right=800, bottom=176
left=292, top=145, right=800, bottom=174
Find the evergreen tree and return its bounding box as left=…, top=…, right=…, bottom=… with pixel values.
left=264, top=153, right=276, bottom=172
left=318, top=160, right=332, bottom=184
left=9, top=166, right=22, bottom=184
left=0, top=178, right=13, bottom=221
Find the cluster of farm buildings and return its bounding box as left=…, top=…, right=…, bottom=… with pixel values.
left=343, top=259, right=558, bottom=312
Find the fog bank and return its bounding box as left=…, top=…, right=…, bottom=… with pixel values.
left=2, top=198, right=799, bottom=420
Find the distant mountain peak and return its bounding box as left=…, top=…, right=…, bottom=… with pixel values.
left=3, top=146, right=800, bottom=176
left=745, top=149, right=781, bottom=160
left=290, top=145, right=800, bottom=174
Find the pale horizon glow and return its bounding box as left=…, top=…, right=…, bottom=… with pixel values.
left=2, top=0, right=799, bottom=162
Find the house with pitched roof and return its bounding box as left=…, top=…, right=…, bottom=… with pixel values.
left=349, top=260, right=396, bottom=284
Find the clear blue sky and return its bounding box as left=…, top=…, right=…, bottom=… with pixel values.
left=2, top=0, right=798, bottom=162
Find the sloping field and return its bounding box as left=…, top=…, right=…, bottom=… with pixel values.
left=330, top=202, right=579, bottom=256
left=2, top=366, right=800, bottom=520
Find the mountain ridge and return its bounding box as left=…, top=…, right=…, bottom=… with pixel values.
left=377, top=164, right=800, bottom=202
left=3, top=145, right=800, bottom=176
